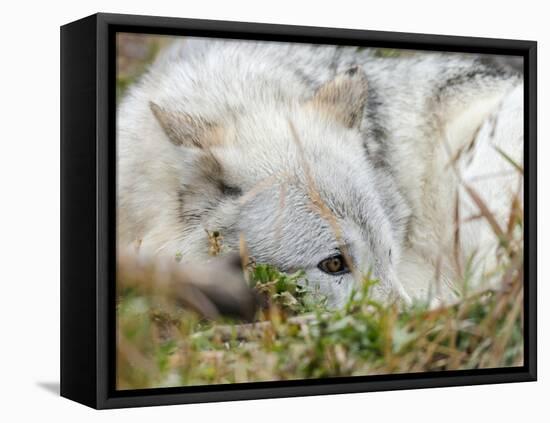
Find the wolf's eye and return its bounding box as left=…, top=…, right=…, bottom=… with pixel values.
left=220, top=182, right=242, bottom=197
left=318, top=254, right=350, bottom=275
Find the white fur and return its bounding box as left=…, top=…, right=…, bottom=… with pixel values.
left=117, top=38, right=523, bottom=308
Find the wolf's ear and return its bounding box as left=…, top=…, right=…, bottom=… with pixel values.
left=149, top=101, right=215, bottom=148
left=308, top=66, right=368, bottom=128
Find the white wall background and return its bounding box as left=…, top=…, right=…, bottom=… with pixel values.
left=1, top=0, right=546, bottom=421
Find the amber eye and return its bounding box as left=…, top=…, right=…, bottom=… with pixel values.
left=318, top=254, right=350, bottom=275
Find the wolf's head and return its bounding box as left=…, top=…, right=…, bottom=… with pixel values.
left=141, top=67, right=411, bottom=307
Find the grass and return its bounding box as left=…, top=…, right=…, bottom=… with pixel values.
left=117, top=235, right=523, bottom=389
left=116, top=33, right=169, bottom=103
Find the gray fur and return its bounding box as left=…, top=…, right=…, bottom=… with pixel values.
left=117, top=38, right=523, bottom=307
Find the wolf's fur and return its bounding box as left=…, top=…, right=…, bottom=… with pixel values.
left=117, top=38, right=523, bottom=308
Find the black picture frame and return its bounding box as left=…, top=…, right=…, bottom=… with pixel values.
left=60, top=12, right=537, bottom=409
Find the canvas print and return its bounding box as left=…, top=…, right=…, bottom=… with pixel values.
left=116, top=33, right=524, bottom=390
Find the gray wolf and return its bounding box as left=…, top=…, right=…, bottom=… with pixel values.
left=117, top=38, right=523, bottom=308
